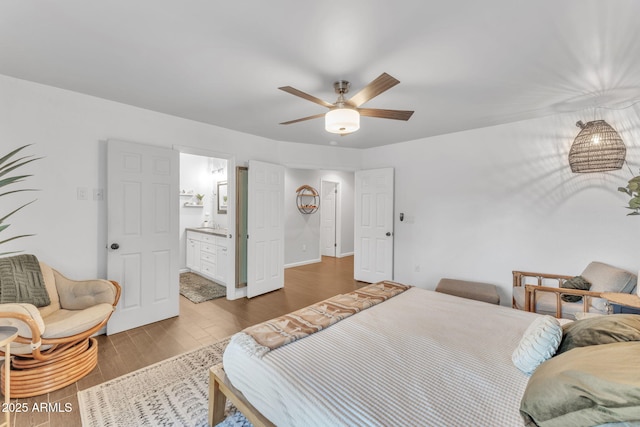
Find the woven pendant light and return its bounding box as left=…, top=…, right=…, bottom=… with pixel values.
left=568, top=120, right=626, bottom=173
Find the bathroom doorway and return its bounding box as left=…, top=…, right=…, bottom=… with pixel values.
left=178, top=148, right=236, bottom=301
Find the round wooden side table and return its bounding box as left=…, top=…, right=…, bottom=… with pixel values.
left=0, top=326, right=18, bottom=427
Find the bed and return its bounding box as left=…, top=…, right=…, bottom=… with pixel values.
left=211, top=282, right=640, bottom=427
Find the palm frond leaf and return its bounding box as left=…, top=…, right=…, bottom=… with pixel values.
left=0, top=145, right=40, bottom=252
left=0, top=175, right=30, bottom=189
left=0, top=234, right=35, bottom=246
left=0, top=200, right=36, bottom=224
left=0, top=188, right=38, bottom=198
left=0, top=157, right=42, bottom=179
left=0, top=144, right=31, bottom=166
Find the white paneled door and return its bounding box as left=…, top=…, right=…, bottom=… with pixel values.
left=321, top=181, right=337, bottom=257
left=106, top=139, right=179, bottom=334
left=247, top=160, right=284, bottom=298
left=354, top=168, right=394, bottom=283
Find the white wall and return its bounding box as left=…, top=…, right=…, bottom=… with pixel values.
left=179, top=153, right=213, bottom=222
left=4, top=72, right=638, bottom=305
left=0, top=74, right=361, bottom=301
left=362, top=107, right=640, bottom=304
left=285, top=169, right=322, bottom=266
left=284, top=169, right=355, bottom=267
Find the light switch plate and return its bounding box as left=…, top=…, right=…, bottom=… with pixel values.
left=77, top=187, right=88, bottom=200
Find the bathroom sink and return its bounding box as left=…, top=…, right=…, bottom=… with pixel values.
left=195, top=227, right=227, bottom=234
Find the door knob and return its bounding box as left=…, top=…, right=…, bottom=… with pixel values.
left=386, top=232, right=391, bottom=236
left=110, top=243, right=120, bottom=250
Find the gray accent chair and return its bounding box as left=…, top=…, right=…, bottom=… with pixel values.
left=512, top=261, right=637, bottom=319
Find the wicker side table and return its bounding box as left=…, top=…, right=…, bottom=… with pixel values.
left=0, top=326, right=18, bottom=427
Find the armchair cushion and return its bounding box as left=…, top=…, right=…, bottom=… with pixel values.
left=0, top=303, right=45, bottom=338
left=38, top=262, right=61, bottom=318
left=581, top=262, right=637, bottom=311
left=53, top=269, right=117, bottom=310
left=0, top=263, right=118, bottom=355
left=42, top=303, right=115, bottom=339
left=8, top=303, right=115, bottom=356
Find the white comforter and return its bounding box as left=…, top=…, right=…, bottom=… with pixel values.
left=223, top=287, right=539, bottom=427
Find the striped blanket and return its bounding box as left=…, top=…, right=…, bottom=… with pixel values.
left=242, top=281, right=411, bottom=353
left=224, top=288, right=535, bottom=426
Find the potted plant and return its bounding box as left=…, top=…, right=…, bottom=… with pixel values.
left=618, top=172, right=640, bottom=215
left=0, top=145, right=40, bottom=255
left=196, top=193, right=205, bottom=205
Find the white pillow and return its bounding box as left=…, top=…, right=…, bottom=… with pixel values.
left=512, top=315, right=562, bottom=375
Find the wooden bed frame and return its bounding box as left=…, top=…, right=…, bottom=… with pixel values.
left=209, top=363, right=275, bottom=427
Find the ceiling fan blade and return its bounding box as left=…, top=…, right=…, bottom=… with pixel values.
left=278, top=86, right=334, bottom=108
left=358, top=108, right=414, bottom=121
left=347, top=73, right=400, bottom=107
left=280, top=113, right=326, bottom=125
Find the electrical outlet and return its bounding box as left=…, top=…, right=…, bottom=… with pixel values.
left=302, top=244, right=307, bottom=252
left=77, top=187, right=88, bottom=201
left=93, top=188, right=104, bottom=201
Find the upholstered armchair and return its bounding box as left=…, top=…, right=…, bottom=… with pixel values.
left=512, top=261, right=637, bottom=319
left=0, top=261, right=120, bottom=397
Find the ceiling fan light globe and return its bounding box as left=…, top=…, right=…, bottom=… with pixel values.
left=325, top=108, right=360, bottom=134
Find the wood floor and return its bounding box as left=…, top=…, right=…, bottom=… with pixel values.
left=9, top=256, right=361, bottom=427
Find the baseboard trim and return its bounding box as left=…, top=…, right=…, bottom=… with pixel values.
left=338, top=252, right=354, bottom=258
left=285, top=258, right=322, bottom=269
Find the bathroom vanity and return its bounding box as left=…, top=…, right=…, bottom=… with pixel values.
left=186, top=228, right=229, bottom=286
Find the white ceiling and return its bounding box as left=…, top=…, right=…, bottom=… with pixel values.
left=2, top=1, right=640, bottom=149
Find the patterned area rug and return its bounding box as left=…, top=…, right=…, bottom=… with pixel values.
left=77, top=337, right=253, bottom=427
left=180, top=272, right=227, bottom=303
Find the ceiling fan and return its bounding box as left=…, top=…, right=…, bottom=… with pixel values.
left=278, top=72, right=414, bottom=135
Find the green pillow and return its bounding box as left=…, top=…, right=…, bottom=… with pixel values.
left=560, top=276, right=591, bottom=303
left=520, top=342, right=640, bottom=426
left=557, top=314, right=640, bottom=355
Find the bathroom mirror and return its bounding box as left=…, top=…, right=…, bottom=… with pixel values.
left=217, top=181, right=228, bottom=214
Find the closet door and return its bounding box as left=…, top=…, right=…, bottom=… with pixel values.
left=321, top=181, right=338, bottom=257
left=354, top=168, right=394, bottom=283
